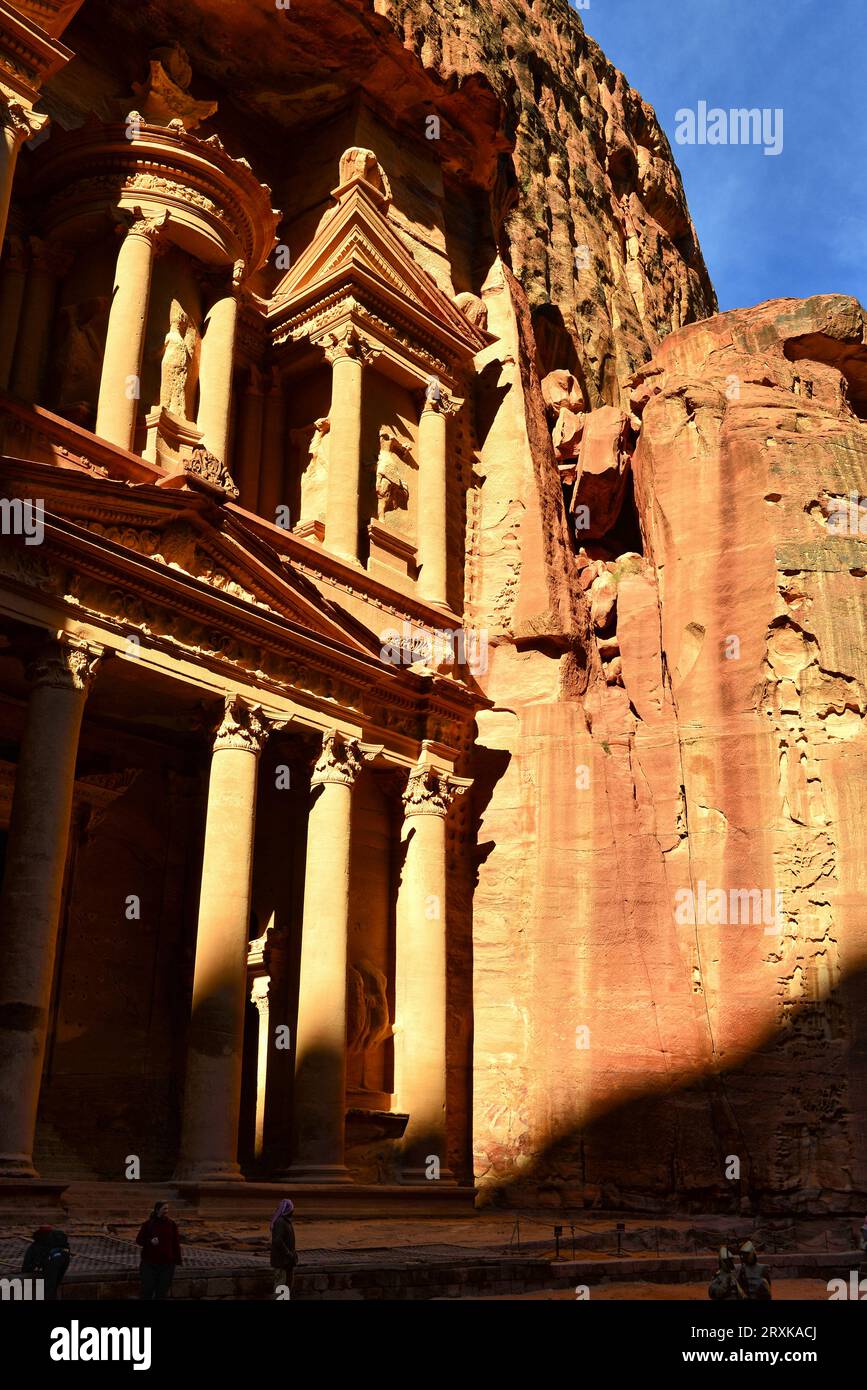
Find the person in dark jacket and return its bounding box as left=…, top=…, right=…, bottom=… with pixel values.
left=270, top=1198, right=297, bottom=1298
left=737, top=1240, right=772, bottom=1300
left=21, top=1226, right=71, bottom=1301
left=136, top=1201, right=182, bottom=1300
left=708, top=1246, right=742, bottom=1301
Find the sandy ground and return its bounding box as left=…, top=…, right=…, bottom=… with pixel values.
left=465, top=1279, right=833, bottom=1300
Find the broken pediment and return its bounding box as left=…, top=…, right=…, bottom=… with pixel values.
left=271, top=153, right=490, bottom=365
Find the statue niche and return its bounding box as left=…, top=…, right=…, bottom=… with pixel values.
left=54, top=295, right=110, bottom=424
left=298, top=416, right=330, bottom=527
left=347, top=958, right=392, bottom=1093
left=159, top=300, right=199, bottom=423
left=374, top=426, right=410, bottom=521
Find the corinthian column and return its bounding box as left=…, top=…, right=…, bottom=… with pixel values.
left=290, top=730, right=380, bottom=1180
left=175, top=696, right=268, bottom=1183
left=95, top=210, right=167, bottom=451
left=235, top=364, right=264, bottom=510
left=395, top=763, right=471, bottom=1181
left=0, top=234, right=27, bottom=389
left=10, top=236, right=73, bottom=403
left=0, top=636, right=102, bottom=1178
left=322, top=325, right=377, bottom=564
left=197, top=261, right=243, bottom=468
left=417, top=382, right=459, bottom=608
left=0, top=97, right=46, bottom=252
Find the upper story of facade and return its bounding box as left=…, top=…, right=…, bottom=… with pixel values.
left=0, top=0, right=503, bottom=643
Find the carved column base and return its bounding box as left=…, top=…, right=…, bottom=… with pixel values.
left=0, top=1152, right=39, bottom=1180
left=175, top=1160, right=245, bottom=1184
left=399, top=1165, right=457, bottom=1186
left=282, top=1163, right=353, bottom=1185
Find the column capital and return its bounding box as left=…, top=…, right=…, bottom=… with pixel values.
left=25, top=635, right=103, bottom=694
left=250, top=974, right=270, bottom=1015
left=421, top=375, right=462, bottom=416
left=213, top=694, right=269, bottom=754
left=0, top=94, right=48, bottom=146
left=119, top=205, right=170, bottom=249
left=311, top=729, right=382, bottom=788
left=322, top=323, right=378, bottom=367
left=2, top=233, right=28, bottom=273
left=402, top=764, right=472, bottom=819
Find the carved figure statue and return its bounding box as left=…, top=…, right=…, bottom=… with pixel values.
left=55, top=296, right=110, bottom=420
left=347, top=958, right=392, bottom=1090
left=337, top=147, right=392, bottom=204
left=159, top=301, right=198, bottom=421
left=374, top=426, right=409, bottom=519
left=299, top=417, right=330, bottom=525
left=454, top=291, right=488, bottom=332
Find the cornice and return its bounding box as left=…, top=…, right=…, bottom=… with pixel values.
left=26, top=119, right=280, bottom=273
left=0, top=1, right=72, bottom=105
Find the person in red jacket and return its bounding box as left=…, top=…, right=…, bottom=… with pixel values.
left=136, top=1201, right=182, bottom=1300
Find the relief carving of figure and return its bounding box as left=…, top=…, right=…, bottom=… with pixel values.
left=338, top=147, right=392, bottom=204
left=159, top=301, right=199, bottom=421
left=347, top=958, right=392, bottom=1090
left=374, top=426, right=409, bottom=519
left=454, top=291, right=488, bottom=332
left=299, top=417, right=330, bottom=525
left=55, top=296, right=111, bottom=421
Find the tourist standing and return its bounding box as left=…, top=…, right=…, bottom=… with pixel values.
left=708, top=1246, right=742, bottom=1300
left=136, top=1200, right=182, bottom=1300
left=21, top=1226, right=71, bottom=1300
left=736, top=1240, right=772, bottom=1300
left=270, top=1198, right=297, bottom=1298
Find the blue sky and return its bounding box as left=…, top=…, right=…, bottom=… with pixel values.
left=571, top=0, right=867, bottom=311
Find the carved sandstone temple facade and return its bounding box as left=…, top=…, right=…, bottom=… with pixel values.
left=0, top=4, right=490, bottom=1195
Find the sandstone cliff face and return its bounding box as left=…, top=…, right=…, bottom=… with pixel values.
left=383, top=0, right=716, bottom=405
left=472, top=296, right=867, bottom=1212
left=56, top=0, right=866, bottom=1209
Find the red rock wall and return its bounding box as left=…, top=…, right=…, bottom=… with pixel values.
left=472, top=295, right=867, bottom=1212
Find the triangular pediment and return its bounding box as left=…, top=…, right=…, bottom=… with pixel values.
left=4, top=460, right=385, bottom=660
left=271, top=180, right=488, bottom=356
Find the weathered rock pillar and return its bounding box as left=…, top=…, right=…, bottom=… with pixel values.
left=175, top=696, right=268, bottom=1183
left=11, top=236, right=72, bottom=403
left=0, top=637, right=102, bottom=1179
left=417, top=385, right=459, bottom=608
left=197, top=262, right=242, bottom=468
left=290, top=731, right=379, bottom=1180
left=395, top=764, right=470, bottom=1181
left=0, top=234, right=27, bottom=389
left=322, top=325, right=376, bottom=564
left=95, top=211, right=166, bottom=450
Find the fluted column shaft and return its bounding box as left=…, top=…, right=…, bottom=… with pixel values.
left=322, top=326, right=376, bottom=564
left=95, top=212, right=165, bottom=450
left=0, top=638, right=101, bottom=1178
left=197, top=263, right=242, bottom=467
left=290, top=731, right=378, bottom=1180
left=395, top=764, right=469, bottom=1181
left=175, top=697, right=267, bottom=1183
